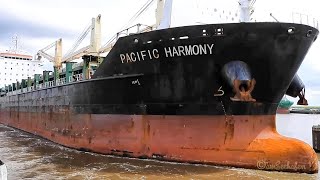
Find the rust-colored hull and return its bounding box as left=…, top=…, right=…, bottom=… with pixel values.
left=0, top=111, right=317, bottom=173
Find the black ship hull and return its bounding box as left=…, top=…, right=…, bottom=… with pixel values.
left=0, top=22, right=319, bottom=173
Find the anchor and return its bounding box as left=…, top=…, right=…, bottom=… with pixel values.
left=297, top=88, right=308, bottom=105
left=221, top=60, right=256, bottom=102
left=231, top=79, right=256, bottom=102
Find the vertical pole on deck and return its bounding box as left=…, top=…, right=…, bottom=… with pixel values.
left=27, top=77, right=32, bottom=88
left=21, top=79, right=26, bottom=89
left=34, top=74, right=40, bottom=89
left=54, top=38, right=62, bottom=86
left=17, top=81, right=20, bottom=90
left=54, top=67, right=59, bottom=86
left=43, top=71, right=50, bottom=87
left=66, top=62, right=73, bottom=83
left=82, top=55, right=90, bottom=80
left=12, top=83, right=16, bottom=91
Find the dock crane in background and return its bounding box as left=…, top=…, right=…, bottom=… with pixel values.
left=36, top=38, right=62, bottom=83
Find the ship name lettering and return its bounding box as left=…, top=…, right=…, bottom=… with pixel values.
left=164, top=44, right=214, bottom=58
left=119, top=44, right=214, bottom=64
left=120, top=49, right=159, bottom=63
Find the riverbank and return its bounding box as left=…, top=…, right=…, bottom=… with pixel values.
left=290, top=106, right=320, bottom=114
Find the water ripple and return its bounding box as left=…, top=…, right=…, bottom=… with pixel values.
left=1, top=115, right=320, bottom=179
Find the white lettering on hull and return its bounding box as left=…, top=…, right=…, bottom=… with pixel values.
left=119, top=43, right=214, bottom=64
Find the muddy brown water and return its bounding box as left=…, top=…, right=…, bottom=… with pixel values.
left=0, top=114, right=319, bottom=179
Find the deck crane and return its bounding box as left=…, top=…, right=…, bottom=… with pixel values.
left=36, top=38, right=62, bottom=83
left=98, top=0, right=163, bottom=54
left=62, top=1, right=162, bottom=78
left=60, top=14, right=101, bottom=80
left=62, top=14, right=101, bottom=63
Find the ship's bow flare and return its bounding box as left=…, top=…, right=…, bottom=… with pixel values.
left=212, top=115, right=318, bottom=173
left=248, top=133, right=318, bottom=173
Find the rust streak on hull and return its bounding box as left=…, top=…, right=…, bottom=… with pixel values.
left=0, top=111, right=317, bottom=173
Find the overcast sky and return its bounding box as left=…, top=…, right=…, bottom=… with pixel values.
left=0, top=0, right=319, bottom=105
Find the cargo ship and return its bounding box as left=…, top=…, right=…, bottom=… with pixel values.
left=0, top=0, right=319, bottom=173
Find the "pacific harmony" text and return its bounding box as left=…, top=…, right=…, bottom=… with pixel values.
left=119, top=43, right=214, bottom=64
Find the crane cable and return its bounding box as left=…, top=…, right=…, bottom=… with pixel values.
left=121, top=0, right=155, bottom=30
left=63, top=23, right=91, bottom=59
left=250, top=0, right=256, bottom=8
left=101, top=0, right=156, bottom=51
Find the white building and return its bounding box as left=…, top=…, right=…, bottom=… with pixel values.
left=0, top=52, right=44, bottom=88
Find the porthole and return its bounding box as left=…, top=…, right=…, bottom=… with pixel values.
left=307, top=30, right=312, bottom=37
left=288, top=27, right=295, bottom=34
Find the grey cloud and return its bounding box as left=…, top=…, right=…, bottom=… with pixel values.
left=0, top=11, right=75, bottom=40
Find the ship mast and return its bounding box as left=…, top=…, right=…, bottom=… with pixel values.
left=239, top=0, right=255, bottom=22
left=11, top=35, right=19, bottom=54
left=156, top=0, right=256, bottom=27
left=156, top=0, right=173, bottom=29
left=155, top=0, right=165, bottom=27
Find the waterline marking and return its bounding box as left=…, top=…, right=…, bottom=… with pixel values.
left=257, top=160, right=306, bottom=171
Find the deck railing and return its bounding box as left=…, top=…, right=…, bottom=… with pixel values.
left=292, top=12, right=318, bottom=29
left=4, top=73, right=87, bottom=96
